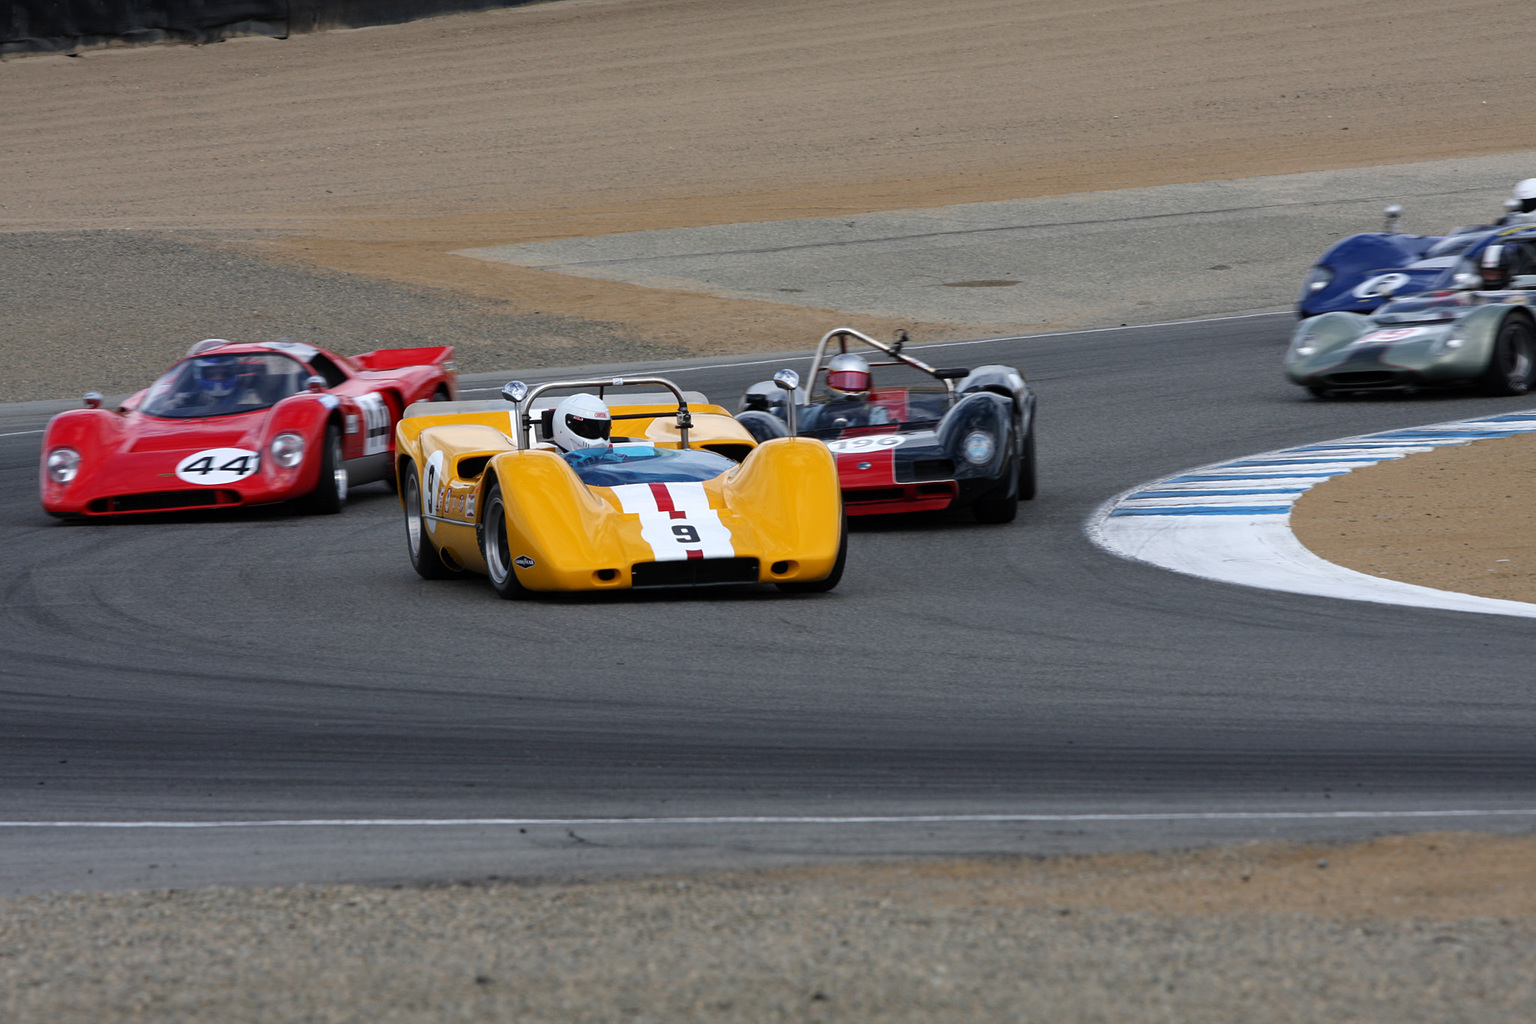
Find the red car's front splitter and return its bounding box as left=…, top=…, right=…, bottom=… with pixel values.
left=81, top=488, right=248, bottom=515
left=842, top=482, right=957, bottom=516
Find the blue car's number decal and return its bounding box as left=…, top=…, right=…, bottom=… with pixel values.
left=1352, top=273, right=1412, bottom=299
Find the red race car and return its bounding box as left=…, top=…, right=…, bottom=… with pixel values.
left=40, top=338, right=456, bottom=519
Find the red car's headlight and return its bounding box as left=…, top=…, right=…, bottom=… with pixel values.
left=269, top=433, right=306, bottom=469
left=46, top=447, right=81, bottom=484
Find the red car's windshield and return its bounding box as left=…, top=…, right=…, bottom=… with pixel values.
left=140, top=353, right=310, bottom=419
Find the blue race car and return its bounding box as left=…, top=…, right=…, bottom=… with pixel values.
left=1295, top=204, right=1515, bottom=318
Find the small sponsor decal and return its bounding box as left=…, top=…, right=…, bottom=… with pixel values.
left=857, top=461, right=872, bottom=470
left=514, top=555, right=535, bottom=569
left=826, top=434, right=905, bottom=454
left=1361, top=327, right=1425, bottom=344
left=174, top=447, right=261, bottom=485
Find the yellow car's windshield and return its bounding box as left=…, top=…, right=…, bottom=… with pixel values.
left=563, top=443, right=735, bottom=486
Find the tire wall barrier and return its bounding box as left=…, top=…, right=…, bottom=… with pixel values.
left=4, top=0, right=538, bottom=55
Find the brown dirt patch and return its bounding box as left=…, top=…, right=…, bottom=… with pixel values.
left=790, top=831, right=1536, bottom=920
left=1294, top=431, right=1536, bottom=603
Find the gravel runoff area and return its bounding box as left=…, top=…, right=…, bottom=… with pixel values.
left=8, top=0, right=1536, bottom=1019
left=5, top=833, right=1536, bottom=1023
left=0, top=230, right=688, bottom=404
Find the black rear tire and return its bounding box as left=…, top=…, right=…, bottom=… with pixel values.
left=478, top=480, right=529, bottom=599
left=776, top=516, right=847, bottom=594
left=403, top=461, right=463, bottom=580
left=300, top=424, right=347, bottom=515
left=1478, top=317, right=1536, bottom=396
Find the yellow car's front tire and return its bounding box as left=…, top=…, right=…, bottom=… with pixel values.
left=403, top=462, right=464, bottom=580
left=479, top=480, right=529, bottom=600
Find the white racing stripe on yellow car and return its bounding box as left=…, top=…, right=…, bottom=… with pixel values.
left=610, top=481, right=735, bottom=562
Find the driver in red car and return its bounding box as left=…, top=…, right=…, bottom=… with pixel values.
left=821, top=352, right=892, bottom=428
left=179, top=355, right=266, bottom=409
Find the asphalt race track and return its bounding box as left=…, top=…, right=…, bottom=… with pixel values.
left=4, top=313, right=1536, bottom=895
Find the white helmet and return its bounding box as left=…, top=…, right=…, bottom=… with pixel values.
left=825, top=352, right=872, bottom=398
left=552, top=393, right=611, bottom=451
left=1513, top=179, right=1536, bottom=215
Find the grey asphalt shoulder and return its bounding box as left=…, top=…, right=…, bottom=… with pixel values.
left=460, top=150, right=1536, bottom=330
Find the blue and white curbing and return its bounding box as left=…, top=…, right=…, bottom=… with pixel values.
left=1089, top=411, right=1536, bottom=619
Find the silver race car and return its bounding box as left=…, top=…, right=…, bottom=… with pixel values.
left=1286, top=231, right=1536, bottom=399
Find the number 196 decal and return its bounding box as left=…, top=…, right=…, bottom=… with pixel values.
left=174, top=447, right=261, bottom=485
left=826, top=434, right=905, bottom=454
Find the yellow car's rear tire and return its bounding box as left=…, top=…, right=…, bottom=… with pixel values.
left=479, top=480, right=529, bottom=600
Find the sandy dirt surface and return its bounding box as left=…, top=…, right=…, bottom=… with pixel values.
left=1294, top=430, right=1536, bottom=602
left=6, top=0, right=1536, bottom=1018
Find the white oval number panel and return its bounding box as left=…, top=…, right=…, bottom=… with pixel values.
left=422, top=449, right=446, bottom=533
left=175, top=447, right=261, bottom=485
left=1352, top=272, right=1412, bottom=299
left=826, top=435, right=905, bottom=454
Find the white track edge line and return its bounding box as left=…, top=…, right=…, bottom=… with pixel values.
left=5, top=809, right=1536, bottom=829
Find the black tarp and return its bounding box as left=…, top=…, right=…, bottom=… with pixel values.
left=4, top=0, right=532, bottom=55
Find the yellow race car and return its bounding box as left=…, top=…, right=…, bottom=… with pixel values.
left=394, top=373, right=846, bottom=597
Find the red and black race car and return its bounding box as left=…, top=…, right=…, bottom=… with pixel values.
left=40, top=338, right=456, bottom=519
left=735, top=327, right=1036, bottom=522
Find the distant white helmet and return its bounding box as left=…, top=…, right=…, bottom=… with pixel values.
left=552, top=393, right=611, bottom=451
left=1510, top=179, right=1536, bottom=216
left=825, top=352, right=872, bottom=398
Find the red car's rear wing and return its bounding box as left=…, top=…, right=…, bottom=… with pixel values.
left=350, top=345, right=455, bottom=372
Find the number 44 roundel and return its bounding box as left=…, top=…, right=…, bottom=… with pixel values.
left=175, top=447, right=262, bottom=485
